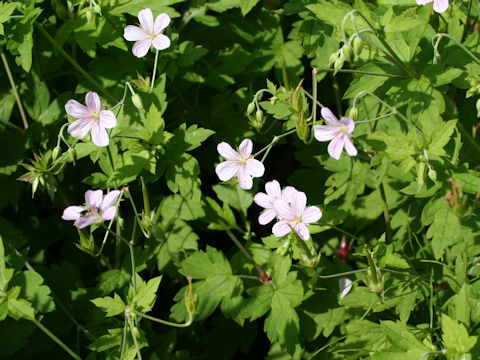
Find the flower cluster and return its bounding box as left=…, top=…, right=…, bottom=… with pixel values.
left=255, top=181, right=322, bottom=241
left=62, top=189, right=120, bottom=229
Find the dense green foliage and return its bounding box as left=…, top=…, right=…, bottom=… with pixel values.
left=2, top=0, right=480, bottom=359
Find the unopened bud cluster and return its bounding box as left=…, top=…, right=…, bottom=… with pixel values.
left=329, top=36, right=364, bottom=74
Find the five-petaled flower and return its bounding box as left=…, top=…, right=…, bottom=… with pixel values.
left=65, top=92, right=117, bottom=147
left=416, top=0, right=448, bottom=13
left=254, top=180, right=297, bottom=225
left=272, top=190, right=322, bottom=241
left=215, top=139, right=265, bottom=190
left=313, top=107, right=357, bottom=160
left=62, top=189, right=121, bottom=229
left=123, top=8, right=171, bottom=58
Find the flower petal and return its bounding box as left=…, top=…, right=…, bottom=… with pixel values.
left=433, top=0, right=448, bottom=13
left=237, top=166, right=253, bottom=189
left=91, top=121, right=110, bottom=147
left=132, top=39, right=152, bottom=58
left=101, top=207, right=117, bottom=221
left=303, top=206, right=322, bottom=223
left=339, top=278, right=353, bottom=299
left=85, top=92, right=101, bottom=112
left=138, top=8, right=154, bottom=33
left=75, top=216, right=98, bottom=229
left=273, top=200, right=294, bottom=220
left=272, top=220, right=292, bottom=237
left=152, top=34, right=171, bottom=51
left=65, top=99, right=90, bottom=119
left=217, top=142, right=241, bottom=160
left=265, top=180, right=281, bottom=200
left=62, top=206, right=84, bottom=221
left=245, top=158, right=265, bottom=178
left=102, top=190, right=121, bottom=209
left=313, top=125, right=340, bottom=142
left=294, top=223, right=310, bottom=241
left=124, top=25, right=148, bottom=41
left=238, top=139, right=253, bottom=158
left=68, top=118, right=93, bottom=139
left=344, top=136, right=358, bottom=157
left=291, top=191, right=307, bottom=216
left=85, top=190, right=103, bottom=208
left=282, top=186, right=297, bottom=203
left=416, top=0, right=433, bottom=4
left=327, top=136, right=345, bottom=160
left=259, top=209, right=277, bottom=225
left=321, top=107, right=341, bottom=125
left=340, top=117, right=355, bottom=134
left=154, top=13, right=171, bottom=33
left=216, top=161, right=239, bottom=181
left=99, top=110, right=117, bottom=129
left=254, top=192, right=272, bottom=209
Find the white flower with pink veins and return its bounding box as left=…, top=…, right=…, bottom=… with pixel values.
left=65, top=92, right=117, bottom=147
left=123, top=8, right=171, bottom=58
left=416, top=0, right=448, bottom=13
left=215, top=139, right=265, bottom=190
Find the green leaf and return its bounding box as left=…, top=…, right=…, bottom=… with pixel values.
left=212, top=184, right=254, bottom=216
left=453, top=284, right=471, bottom=328
left=8, top=298, right=35, bottom=320
left=442, top=313, right=477, bottom=356
left=381, top=320, right=429, bottom=351
left=0, top=2, right=18, bottom=36
left=166, top=154, right=201, bottom=196
left=131, top=276, right=162, bottom=313
left=426, top=205, right=461, bottom=259
left=239, top=0, right=259, bottom=16
left=426, top=120, right=457, bottom=157
left=0, top=235, right=5, bottom=291
left=10, top=271, right=55, bottom=313
left=91, top=293, right=125, bottom=317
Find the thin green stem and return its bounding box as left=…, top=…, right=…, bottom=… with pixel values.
left=317, top=268, right=369, bottom=279
left=379, top=182, right=393, bottom=247
left=433, top=33, right=480, bottom=65
left=100, top=223, right=130, bottom=247
left=331, top=74, right=343, bottom=117
left=126, top=313, right=142, bottom=360
left=149, top=49, right=159, bottom=93
left=1, top=49, right=28, bottom=130
left=457, top=121, right=480, bottom=153
left=316, top=67, right=408, bottom=78
left=34, top=23, right=116, bottom=103
left=31, top=318, right=81, bottom=360
left=303, top=88, right=324, bottom=108
left=319, top=222, right=358, bottom=239
left=130, top=308, right=193, bottom=328
left=312, top=68, right=318, bottom=126
left=355, top=112, right=396, bottom=124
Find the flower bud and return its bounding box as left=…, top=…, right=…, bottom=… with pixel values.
left=352, top=36, right=363, bottom=57
left=476, top=99, right=480, bottom=118
left=348, top=107, right=358, bottom=121
left=256, top=109, right=264, bottom=124
left=295, top=110, right=309, bottom=143
left=85, top=9, right=93, bottom=24
left=246, top=102, right=255, bottom=116
left=328, top=51, right=339, bottom=68
left=333, top=56, right=344, bottom=74
left=131, top=93, right=144, bottom=113
left=184, top=277, right=198, bottom=316
left=291, top=78, right=304, bottom=113
left=67, top=148, right=76, bottom=164
left=341, top=44, right=353, bottom=62
left=76, top=228, right=94, bottom=255
left=133, top=74, right=151, bottom=93
left=93, top=3, right=102, bottom=15
left=52, top=146, right=61, bottom=161
left=428, top=167, right=437, bottom=183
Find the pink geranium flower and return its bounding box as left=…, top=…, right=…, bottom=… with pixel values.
left=62, top=190, right=121, bottom=229
left=254, top=180, right=297, bottom=225
left=65, top=92, right=117, bottom=147
left=416, top=0, right=448, bottom=13
left=123, top=8, right=171, bottom=58
left=215, top=139, right=265, bottom=190
left=313, top=107, right=357, bottom=160
left=272, top=190, right=322, bottom=241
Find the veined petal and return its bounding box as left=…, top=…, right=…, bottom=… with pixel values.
left=237, top=167, right=253, bottom=189
left=254, top=192, right=272, bottom=209
left=102, top=190, right=121, bottom=209
left=245, top=158, right=265, bottom=178
left=282, top=186, right=297, bottom=203
left=154, top=13, right=171, bottom=33
left=340, top=117, right=355, bottom=134
left=101, top=207, right=117, bottom=221
left=294, top=223, right=310, bottom=241
left=313, top=125, right=340, bottom=142
left=273, top=200, right=294, bottom=220
left=152, top=34, right=171, bottom=50
left=99, top=110, right=117, bottom=129
left=344, top=136, right=358, bottom=157
left=85, top=92, right=101, bottom=112
left=272, top=220, right=292, bottom=238
left=62, top=206, right=84, bottom=221
left=416, top=0, right=433, bottom=4
left=65, top=99, right=90, bottom=119
left=321, top=107, right=341, bottom=125
left=265, top=180, right=281, bottom=199
left=91, top=122, right=110, bottom=147
left=433, top=0, right=448, bottom=13
left=132, top=39, right=152, bottom=58
left=238, top=138, right=253, bottom=158
left=339, top=278, right=353, bottom=299
left=327, top=136, right=346, bottom=160
left=217, top=142, right=241, bottom=160
left=259, top=209, right=277, bottom=225
left=138, top=8, right=154, bottom=33
left=124, top=25, right=148, bottom=41
left=85, top=190, right=103, bottom=208
left=216, top=161, right=239, bottom=181
left=291, top=191, right=307, bottom=216
left=75, top=216, right=98, bottom=229
left=68, top=118, right=93, bottom=139
left=303, top=206, right=322, bottom=223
